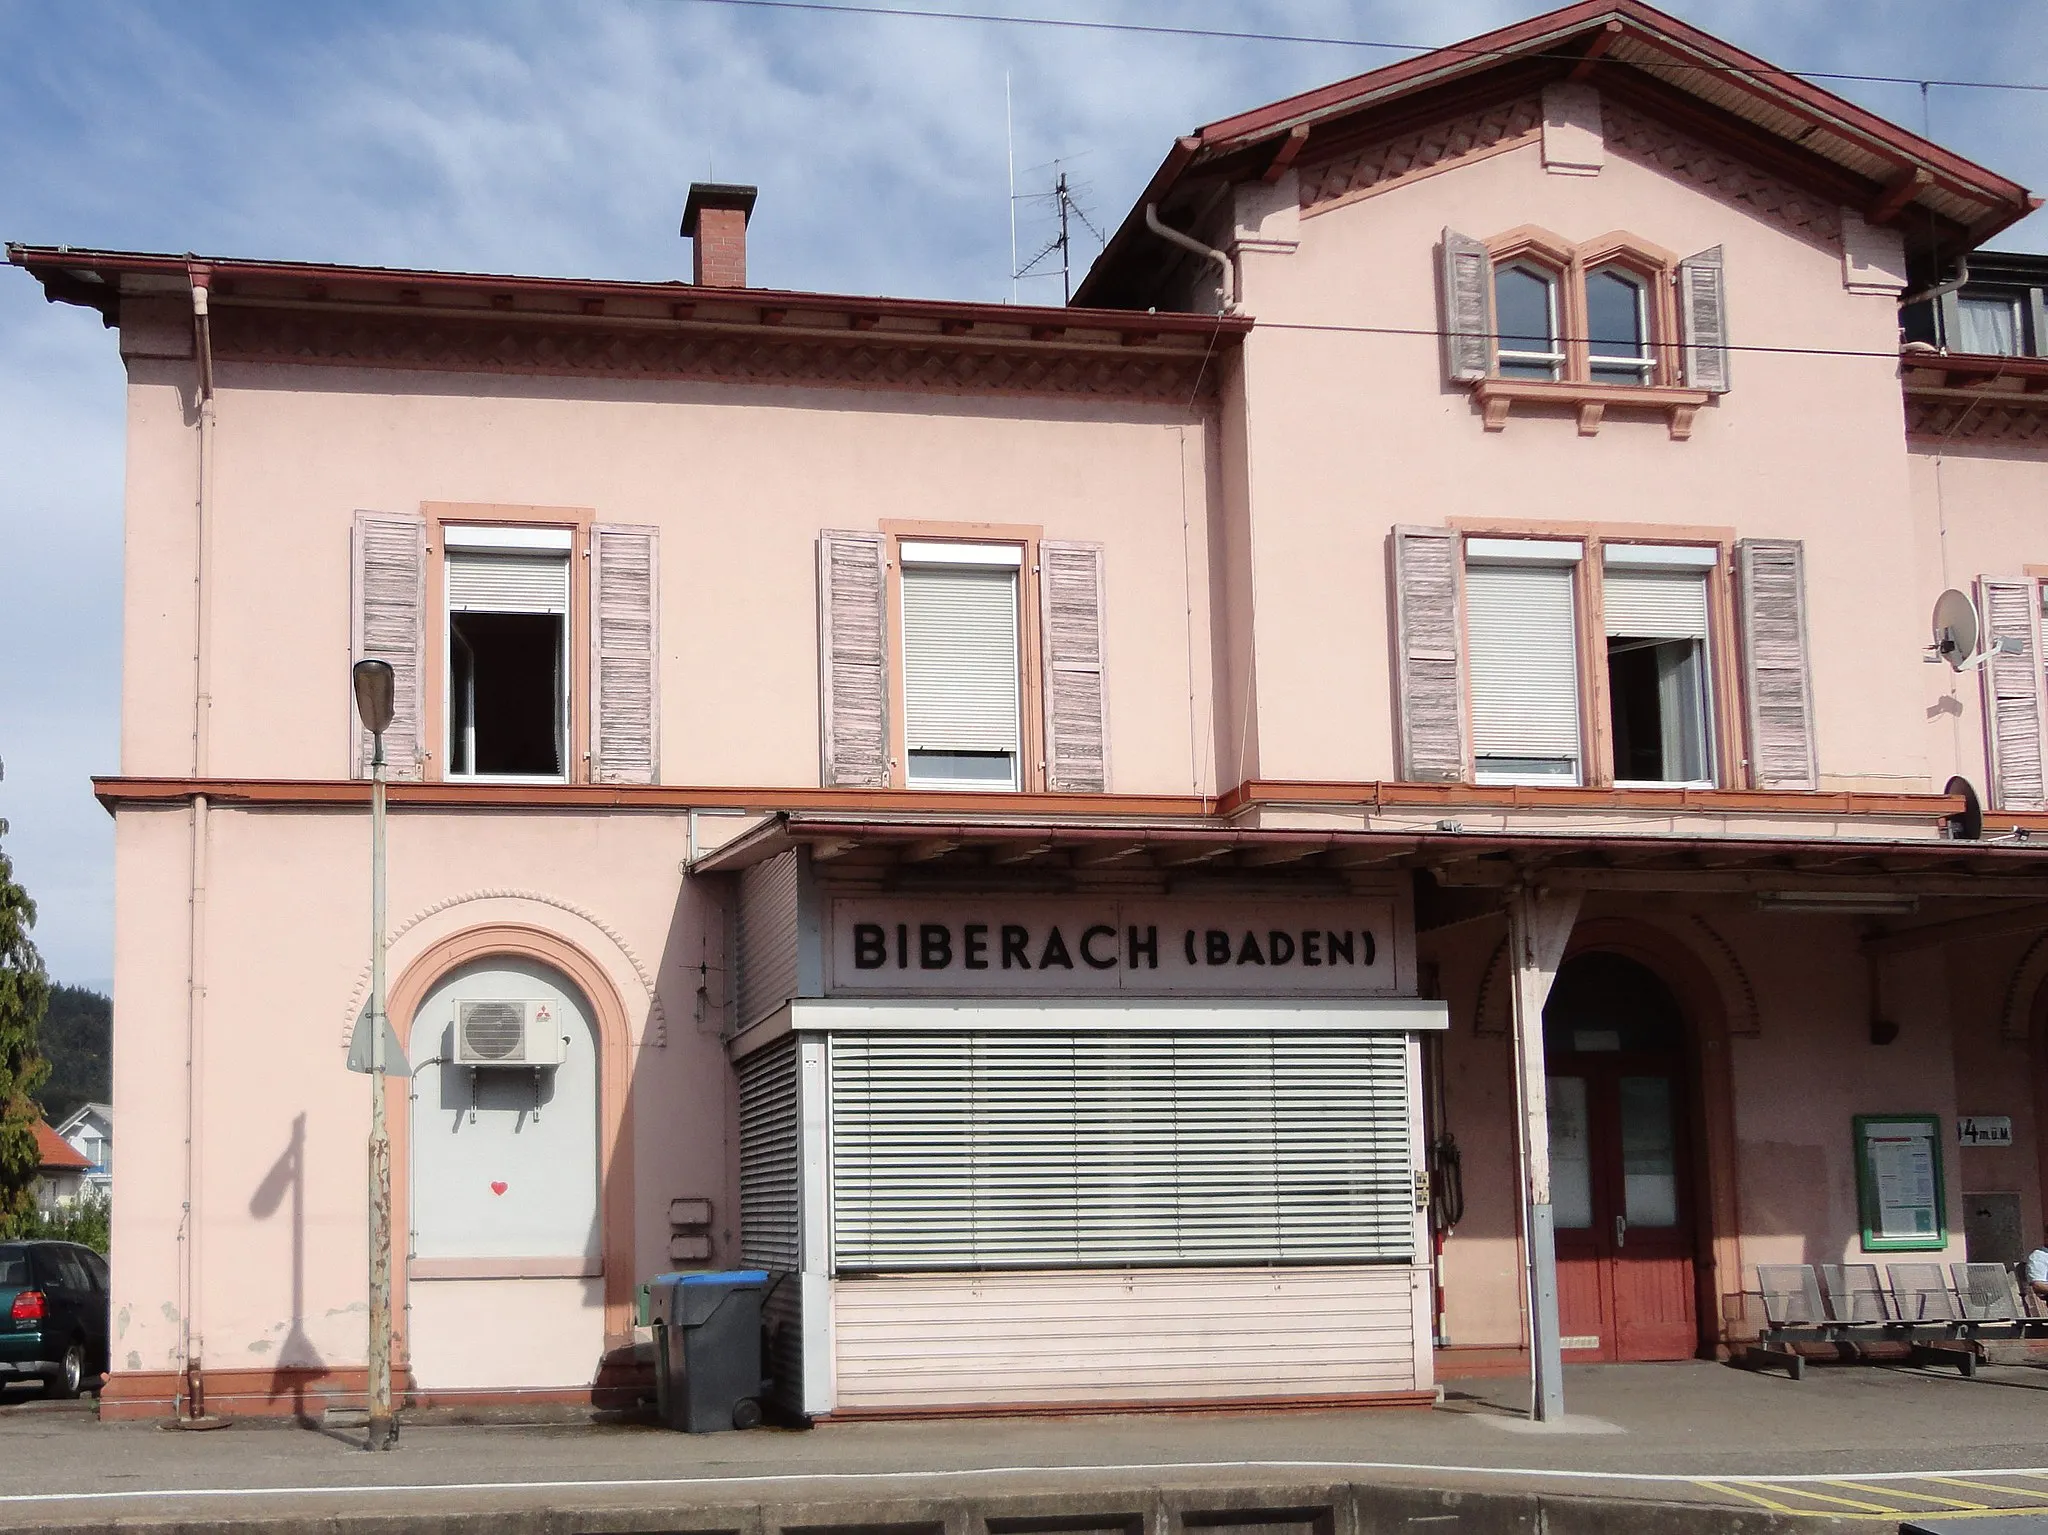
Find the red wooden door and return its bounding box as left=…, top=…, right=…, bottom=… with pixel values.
left=1548, top=1056, right=1697, bottom=1362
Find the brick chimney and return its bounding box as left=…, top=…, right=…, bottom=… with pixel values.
left=681, top=183, right=758, bottom=288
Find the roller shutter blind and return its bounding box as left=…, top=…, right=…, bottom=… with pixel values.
left=446, top=551, right=570, bottom=614
left=737, top=1037, right=801, bottom=1272
left=1603, top=569, right=1708, bottom=639
left=1466, top=561, right=1581, bottom=778
left=902, top=565, right=1021, bottom=753
left=829, top=1031, right=1414, bottom=1271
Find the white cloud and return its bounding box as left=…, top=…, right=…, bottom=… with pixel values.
left=1, top=0, right=2043, bottom=983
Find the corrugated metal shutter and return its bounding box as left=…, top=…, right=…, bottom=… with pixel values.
left=1465, top=561, right=1581, bottom=775
left=736, top=851, right=801, bottom=1030
left=737, top=1036, right=801, bottom=1272
left=350, top=510, right=427, bottom=779
left=590, top=524, right=658, bottom=784
left=446, top=551, right=570, bottom=613
left=902, top=565, right=1020, bottom=753
left=1391, top=526, right=1467, bottom=782
left=1603, top=569, right=1708, bottom=639
left=1040, top=541, right=1110, bottom=792
left=829, top=1031, right=1414, bottom=1272
left=817, top=531, right=890, bottom=788
left=1979, top=577, right=2046, bottom=811
left=1736, top=538, right=1817, bottom=789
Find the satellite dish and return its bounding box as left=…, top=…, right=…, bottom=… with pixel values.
left=1931, top=589, right=1980, bottom=671
left=1944, top=776, right=1984, bottom=841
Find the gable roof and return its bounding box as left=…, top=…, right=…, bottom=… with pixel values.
left=53, top=1103, right=110, bottom=1137
left=1077, top=0, right=2037, bottom=309
left=33, top=1121, right=91, bottom=1172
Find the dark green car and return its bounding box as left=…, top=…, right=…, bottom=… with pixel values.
left=0, top=1242, right=109, bottom=1398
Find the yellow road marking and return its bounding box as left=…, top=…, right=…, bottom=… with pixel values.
left=1744, top=1482, right=1901, bottom=1513
left=1693, top=1480, right=1802, bottom=1514
left=1924, top=1475, right=2048, bottom=1501
left=1827, top=1480, right=1981, bottom=1509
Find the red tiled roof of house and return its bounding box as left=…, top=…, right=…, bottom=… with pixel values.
left=32, top=1120, right=91, bottom=1172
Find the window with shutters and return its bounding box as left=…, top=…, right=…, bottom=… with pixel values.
left=898, top=542, right=1025, bottom=790
left=444, top=526, right=572, bottom=780
left=1455, top=533, right=1730, bottom=789
left=1442, top=226, right=1725, bottom=438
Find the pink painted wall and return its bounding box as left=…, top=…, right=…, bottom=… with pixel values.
left=116, top=357, right=1221, bottom=796
left=1224, top=127, right=1930, bottom=791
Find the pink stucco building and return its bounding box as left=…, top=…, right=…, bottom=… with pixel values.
left=13, top=0, right=2048, bottom=1421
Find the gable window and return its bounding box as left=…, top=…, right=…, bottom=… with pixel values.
left=1586, top=267, right=1654, bottom=385
left=1495, top=265, right=1563, bottom=380
left=444, top=526, right=570, bottom=780
left=1465, top=538, right=1584, bottom=785
left=1603, top=545, right=1714, bottom=786
left=899, top=542, right=1023, bottom=790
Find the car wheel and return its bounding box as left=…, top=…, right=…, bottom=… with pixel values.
left=46, top=1341, right=84, bottom=1401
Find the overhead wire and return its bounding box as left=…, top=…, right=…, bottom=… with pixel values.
left=662, top=0, right=2048, bottom=95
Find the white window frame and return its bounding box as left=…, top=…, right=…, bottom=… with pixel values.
left=1465, top=538, right=1584, bottom=787
left=1494, top=262, right=1565, bottom=380
left=1603, top=545, right=1717, bottom=790
left=1585, top=265, right=1656, bottom=383
left=443, top=526, right=573, bottom=785
left=898, top=541, right=1025, bottom=793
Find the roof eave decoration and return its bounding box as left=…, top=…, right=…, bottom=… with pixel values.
left=1075, top=0, right=2037, bottom=310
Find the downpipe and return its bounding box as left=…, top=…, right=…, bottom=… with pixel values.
left=1144, top=204, right=1240, bottom=315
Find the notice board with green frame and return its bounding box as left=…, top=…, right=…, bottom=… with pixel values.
left=1853, top=1114, right=1946, bottom=1252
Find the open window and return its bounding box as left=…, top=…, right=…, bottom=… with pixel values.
left=444, top=527, right=570, bottom=780
left=1603, top=545, right=1715, bottom=786
left=898, top=541, right=1023, bottom=791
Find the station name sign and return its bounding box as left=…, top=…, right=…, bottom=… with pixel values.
left=826, top=896, right=1406, bottom=997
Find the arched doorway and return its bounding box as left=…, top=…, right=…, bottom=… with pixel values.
left=1545, top=951, right=1698, bottom=1362
left=405, top=955, right=604, bottom=1389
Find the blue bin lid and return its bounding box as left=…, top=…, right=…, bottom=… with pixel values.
left=681, top=1268, right=766, bottom=1286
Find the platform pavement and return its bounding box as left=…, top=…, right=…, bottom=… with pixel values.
left=0, top=1361, right=2045, bottom=1531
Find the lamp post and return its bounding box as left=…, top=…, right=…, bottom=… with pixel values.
left=351, top=660, right=397, bottom=1452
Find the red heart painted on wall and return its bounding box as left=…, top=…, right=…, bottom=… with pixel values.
left=490, top=1182, right=508, bottom=1196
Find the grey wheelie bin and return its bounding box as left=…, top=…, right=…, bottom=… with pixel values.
left=648, top=1270, right=766, bottom=1432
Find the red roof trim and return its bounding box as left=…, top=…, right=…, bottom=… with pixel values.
left=5, top=244, right=1251, bottom=340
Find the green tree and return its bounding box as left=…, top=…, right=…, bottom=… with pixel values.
left=0, top=823, right=52, bottom=1239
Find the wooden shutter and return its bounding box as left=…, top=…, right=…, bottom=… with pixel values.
left=829, top=1030, right=1413, bottom=1271
left=818, top=530, right=890, bottom=787
left=590, top=524, right=659, bottom=784
left=1978, top=577, right=2046, bottom=811
left=1441, top=228, right=1494, bottom=383
left=1736, top=539, right=1817, bottom=789
left=1391, top=526, right=1468, bottom=782
left=1040, top=540, right=1110, bottom=792
left=1679, top=246, right=1731, bottom=394
left=349, top=510, right=426, bottom=779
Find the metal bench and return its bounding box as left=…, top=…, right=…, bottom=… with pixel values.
left=1742, top=1262, right=1979, bottom=1377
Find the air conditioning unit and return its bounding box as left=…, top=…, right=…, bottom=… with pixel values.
left=454, top=999, right=567, bottom=1068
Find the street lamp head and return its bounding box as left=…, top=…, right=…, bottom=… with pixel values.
left=352, top=660, right=396, bottom=737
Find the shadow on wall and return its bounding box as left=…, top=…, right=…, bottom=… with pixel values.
left=248, top=1111, right=325, bottom=1416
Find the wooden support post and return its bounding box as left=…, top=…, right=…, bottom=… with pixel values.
left=1507, top=883, right=1581, bottom=1423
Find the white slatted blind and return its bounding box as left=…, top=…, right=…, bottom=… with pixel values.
left=737, top=1037, right=801, bottom=1272
left=1604, top=569, right=1709, bottom=639
left=829, top=1032, right=1414, bottom=1271
left=447, top=551, right=571, bottom=614
left=1465, top=561, right=1581, bottom=770
left=902, top=565, right=1020, bottom=752
left=590, top=524, right=659, bottom=783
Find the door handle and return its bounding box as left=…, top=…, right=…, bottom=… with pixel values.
left=1614, top=1214, right=1627, bottom=1249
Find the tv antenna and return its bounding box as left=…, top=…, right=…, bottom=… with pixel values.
left=1014, top=158, right=1105, bottom=304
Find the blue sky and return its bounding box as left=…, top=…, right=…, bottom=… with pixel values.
left=2, top=0, right=2044, bottom=990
